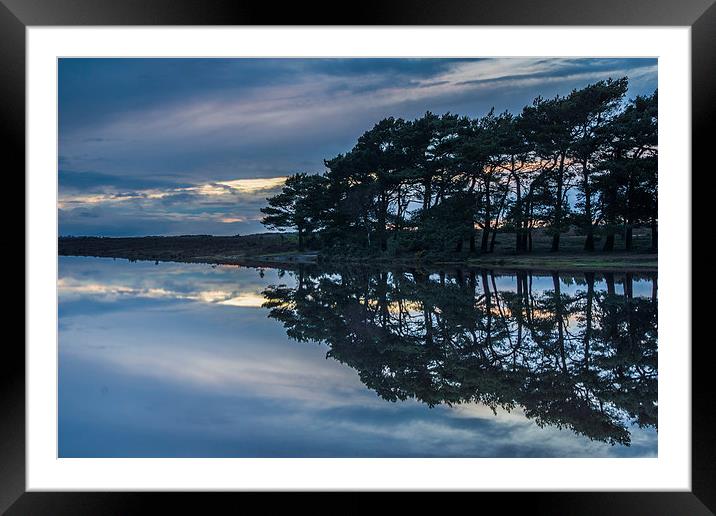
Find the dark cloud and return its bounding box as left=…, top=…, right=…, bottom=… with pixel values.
left=59, top=169, right=190, bottom=193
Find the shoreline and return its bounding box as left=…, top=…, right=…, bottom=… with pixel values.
left=58, top=253, right=658, bottom=274
left=59, top=236, right=657, bottom=272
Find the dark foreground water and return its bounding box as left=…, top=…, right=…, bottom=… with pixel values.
left=58, top=256, right=657, bottom=457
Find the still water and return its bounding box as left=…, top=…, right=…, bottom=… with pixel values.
left=58, top=256, right=657, bottom=457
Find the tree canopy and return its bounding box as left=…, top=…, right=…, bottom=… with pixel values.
left=261, top=78, right=657, bottom=256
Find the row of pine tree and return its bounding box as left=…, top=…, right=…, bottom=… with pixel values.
left=261, top=78, right=657, bottom=255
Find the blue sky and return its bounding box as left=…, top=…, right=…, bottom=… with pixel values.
left=58, top=58, right=658, bottom=236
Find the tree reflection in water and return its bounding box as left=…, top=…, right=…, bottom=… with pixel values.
left=262, top=267, right=657, bottom=446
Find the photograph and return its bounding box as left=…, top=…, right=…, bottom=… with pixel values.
left=1, top=0, right=710, bottom=505
left=57, top=57, right=659, bottom=459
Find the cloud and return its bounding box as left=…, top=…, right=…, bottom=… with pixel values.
left=62, top=59, right=656, bottom=151
left=60, top=169, right=189, bottom=193
left=59, top=175, right=287, bottom=236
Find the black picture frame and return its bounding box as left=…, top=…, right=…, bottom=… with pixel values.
left=3, top=0, right=711, bottom=511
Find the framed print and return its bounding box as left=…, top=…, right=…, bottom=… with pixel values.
left=4, top=0, right=713, bottom=511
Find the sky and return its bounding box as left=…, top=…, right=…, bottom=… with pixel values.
left=58, top=58, right=658, bottom=236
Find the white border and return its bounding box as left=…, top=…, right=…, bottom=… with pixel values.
left=27, top=27, right=691, bottom=491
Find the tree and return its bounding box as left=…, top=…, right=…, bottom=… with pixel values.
left=260, top=79, right=657, bottom=258
left=353, top=117, right=408, bottom=252
left=567, top=78, right=629, bottom=251
left=455, top=110, right=508, bottom=253
left=260, top=173, right=328, bottom=251
left=493, top=112, right=532, bottom=253
left=521, top=94, right=579, bottom=252
left=595, top=90, right=657, bottom=251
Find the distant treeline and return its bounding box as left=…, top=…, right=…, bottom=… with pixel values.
left=58, top=234, right=295, bottom=264
left=261, top=78, right=657, bottom=255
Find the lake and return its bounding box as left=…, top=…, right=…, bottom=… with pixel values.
left=58, top=256, right=657, bottom=457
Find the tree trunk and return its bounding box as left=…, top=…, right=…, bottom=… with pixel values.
left=625, top=224, right=633, bottom=251
left=515, top=229, right=522, bottom=253
left=394, top=185, right=403, bottom=241
left=650, top=217, right=658, bottom=251
left=605, top=273, right=615, bottom=295
left=415, top=271, right=434, bottom=346
left=482, top=177, right=491, bottom=253
left=551, top=152, right=566, bottom=252
left=515, top=273, right=524, bottom=363
left=469, top=233, right=476, bottom=253
left=422, top=178, right=432, bottom=211
left=584, top=272, right=595, bottom=369
left=603, top=232, right=615, bottom=252
left=297, top=227, right=304, bottom=251
left=524, top=201, right=533, bottom=253
left=602, top=149, right=620, bottom=252
left=482, top=270, right=492, bottom=350
left=378, top=190, right=388, bottom=252
left=584, top=232, right=594, bottom=251
left=625, top=175, right=634, bottom=251
left=378, top=271, right=389, bottom=326
left=514, top=175, right=523, bottom=253
left=490, top=189, right=508, bottom=254
left=624, top=272, right=633, bottom=300
left=480, top=228, right=490, bottom=252
left=553, top=272, right=567, bottom=373
left=552, top=232, right=561, bottom=252
left=455, top=268, right=465, bottom=287
left=582, top=161, right=594, bottom=251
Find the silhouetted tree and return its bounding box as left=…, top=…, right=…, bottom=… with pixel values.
left=567, top=78, right=629, bottom=250
left=594, top=91, right=657, bottom=251
left=261, top=79, right=657, bottom=257
left=260, top=173, right=329, bottom=251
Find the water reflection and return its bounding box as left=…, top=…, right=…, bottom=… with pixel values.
left=264, top=267, right=657, bottom=446
left=58, top=257, right=657, bottom=457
